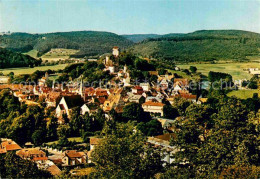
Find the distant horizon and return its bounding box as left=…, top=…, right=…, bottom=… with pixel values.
left=1, top=29, right=260, bottom=36
left=0, top=0, right=259, bottom=34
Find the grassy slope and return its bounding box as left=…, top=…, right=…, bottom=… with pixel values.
left=227, top=90, right=260, bottom=99
left=45, top=137, right=83, bottom=145
left=177, top=62, right=260, bottom=80
left=0, top=64, right=67, bottom=75
left=23, top=49, right=39, bottom=58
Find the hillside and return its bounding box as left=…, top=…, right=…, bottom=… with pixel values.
left=122, top=34, right=162, bottom=43
left=0, top=48, right=40, bottom=68
left=0, top=31, right=133, bottom=57
left=130, top=30, right=260, bottom=62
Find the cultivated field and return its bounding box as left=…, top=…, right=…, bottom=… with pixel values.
left=177, top=62, right=260, bottom=80
left=41, top=48, right=79, bottom=61
left=0, top=64, right=68, bottom=75
left=227, top=89, right=260, bottom=99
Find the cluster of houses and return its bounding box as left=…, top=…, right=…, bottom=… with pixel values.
left=0, top=47, right=207, bottom=124
left=0, top=47, right=210, bottom=175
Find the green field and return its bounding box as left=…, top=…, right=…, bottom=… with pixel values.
left=41, top=48, right=79, bottom=61
left=0, top=64, right=68, bottom=75
left=45, top=137, right=83, bottom=145
left=177, top=62, right=260, bottom=80
left=227, top=89, right=260, bottom=99
left=23, top=49, right=39, bottom=59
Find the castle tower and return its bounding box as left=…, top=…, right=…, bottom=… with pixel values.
left=112, top=47, right=119, bottom=57
left=124, top=64, right=128, bottom=73
left=45, top=72, right=49, bottom=79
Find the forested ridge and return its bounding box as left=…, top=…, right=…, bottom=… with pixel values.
left=130, top=30, right=260, bottom=62
left=0, top=48, right=39, bottom=68
left=0, top=31, right=133, bottom=57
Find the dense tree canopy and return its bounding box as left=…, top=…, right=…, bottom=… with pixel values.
left=91, top=122, right=163, bottom=178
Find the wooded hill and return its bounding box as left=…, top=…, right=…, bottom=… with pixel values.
left=0, top=31, right=133, bottom=57
left=129, top=30, right=260, bottom=62
left=1, top=30, right=260, bottom=62
left=0, top=48, right=39, bottom=68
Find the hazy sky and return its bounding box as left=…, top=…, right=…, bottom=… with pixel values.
left=0, top=0, right=259, bottom=34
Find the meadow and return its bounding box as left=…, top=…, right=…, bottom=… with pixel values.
left=227, top=89, right=260, bottom=99
left=177, top=62, right=260, bottom=80
left=0, top=64, right=68, bottom=75
left=41, top=48, right=79, bottom=61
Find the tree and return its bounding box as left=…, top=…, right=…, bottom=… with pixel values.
left=32, top=129, right=45, bottom=146
left=163, top=105, right=179, bottom=119
left=137, top=119, right=163, bottom=136
left=0, top=151, right=51, bottom=178
left=91, top=122, right=163, bottom=178
left=189, top=66, right=197, bottom=73
left=122, top=103, right=151, bottom=122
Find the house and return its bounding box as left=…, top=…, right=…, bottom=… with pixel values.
left=0, top=139, right=21, bottom=154
left=132, top=86, right=143, bottom=95
left=123, top=72, right=131, bottom=87
left=142, top=100, right=165, bottom=116
left=128, top=94, right=145, bottom=104
left=90, top=137, right=102, bottom=150
left=46, top=91, right=62, bottom=107
left=104, top=56, right=115, bottom=73
left=179, top=93, right=197, bottom=103
left=103, top=88, right=125, bottom=112
left=55, top=95, right=84, bottom=120
left=80, top=104, right=90, bottom=115
left=16, top=148, right=47, bottom=160
left=38, top=72, right=49, bottom=86
left=62, top=150, right=87, bottom=166
left=140, top=83, right=150, bottom=91
left=159, top=79, right=169, bottom=90
left=112, top=46, right=120, bottom=57
left=88, top=138, right=102, bottom=163
left=47, top=164, right=61, bottom=176
left=0, top=76, right=10, bottom=84
left=157, top=118, right=176, bottom=131
left=147, top=133, right=178, bottom=164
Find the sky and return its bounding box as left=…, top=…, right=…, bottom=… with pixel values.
left=0, top=0, right=259, bottom=34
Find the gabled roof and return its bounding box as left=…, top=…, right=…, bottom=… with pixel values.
left=63, top=95, right=84, bottom=109
left=64, top=150, right=85, bottom=158
left=47, top=165, right=61, bottom=176
left=32, top=157, right=48, bottom=161
left=1, top=140, right=21, bottom=152
left=16, top=148, right=46, bottom=157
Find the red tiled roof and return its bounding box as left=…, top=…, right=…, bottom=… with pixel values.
left=0, top=148, right=6, bottom=154
left=47, top=165, right=61, bottom=176
left=142, top=101, right=165, bottom=107
left=97, top=97, right=106, bottom=104
left=1, top=141, right=21, bottom=151
left=90, top=138, right=102, bottom=145
left=65, top=150, right=84, bottom=158
left=32, top=157, right=48, bottom=161
left=133, top=86, right=143, bottom=90
left=180, top=93, right=197, bottom=100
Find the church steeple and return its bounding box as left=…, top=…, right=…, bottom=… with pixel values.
left=52, top=80, right=55, bottom=90
left=79, top=78, right=83, bottom=97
